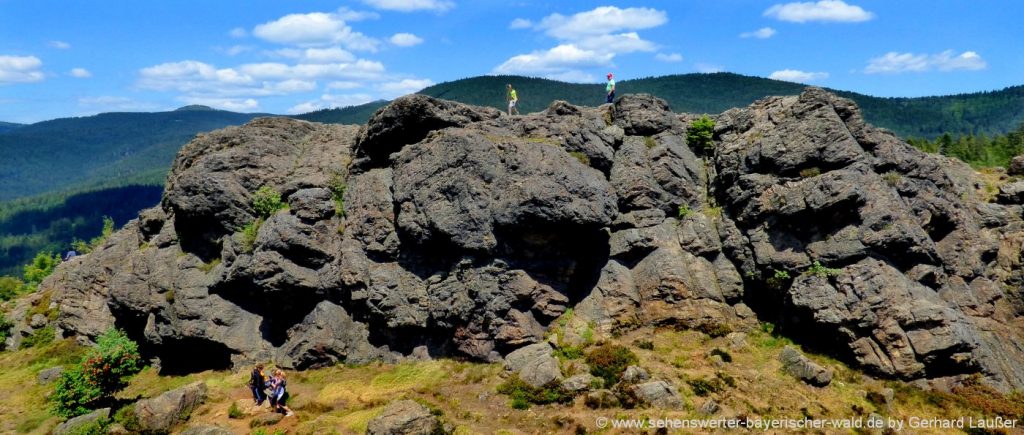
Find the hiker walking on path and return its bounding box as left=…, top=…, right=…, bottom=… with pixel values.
left=271, top=369, right=294, bottom=417
left=506, top=83, right=519, bottom=116
left=248, top=363, right=268, bottom=406
left=606, top=73, right=616, bottom=103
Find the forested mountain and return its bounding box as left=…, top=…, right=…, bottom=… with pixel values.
left=292, top=100, right=389, bottom=125
left=0, top=109, right=265, bottom=201
left=0, top=122, right=22, bottom=134
left=420, top=73, right=1024, bottom=139
left=0, top=185, right=162, bottom=275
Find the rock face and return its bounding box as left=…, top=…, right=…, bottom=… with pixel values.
left=366, top=400, right=441, bottom=435
left=134, top=381, right=207, bottom=433
left=779, top=346, right=833, bottom=387
left=40, top=91, right=1024, bottom=392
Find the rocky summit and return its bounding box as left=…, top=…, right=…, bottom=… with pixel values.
left=34, top=89, right=1024, bottom=392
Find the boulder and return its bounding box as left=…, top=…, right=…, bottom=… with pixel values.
left=366, top=400, right=441, bottom=435
left=562, top=373, right=597, bottom=392
left=180, top=425, right=235, bottom=435
left=1009, top=155, right=1024, bottom=176
left=37, top=366, right=63, bottom=385
left=504, top=342, right=563, bottom=388
left=628, top=380, right=684, bottom=408
left=251, top=412, right=284, bottom=427
left=621, top=365, right=650, bottom=384
left=134, top=382, right=208, bottom=433
left=779, top=346, right=833, bottom=387
left=53, top=408, right=109, bottom=435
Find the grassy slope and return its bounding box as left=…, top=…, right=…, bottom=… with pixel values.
left=0, top=321, right=1006, bottom=434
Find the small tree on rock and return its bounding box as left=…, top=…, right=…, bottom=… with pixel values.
left=687, top=115, right=716, bottom=151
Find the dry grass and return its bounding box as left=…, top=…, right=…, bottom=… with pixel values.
left=1, top=324, right=1020, bottom=434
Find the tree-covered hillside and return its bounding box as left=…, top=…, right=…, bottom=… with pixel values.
left=0, top=122, right=22, bottom=134
left=0, top=185, right=162, bottom=275
left=290, top=100, right=389, bottom=125
left=419, top=73, right=1024, bottom=139
left=0, top=109, right=264, bottom=201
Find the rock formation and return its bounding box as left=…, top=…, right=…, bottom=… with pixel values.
left=37, top=89, right=1024, bottom=392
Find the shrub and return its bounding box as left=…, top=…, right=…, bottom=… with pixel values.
left=553, top=345, right=584, bottom=360
left=687, top=115, right=716, bottom=151
left=766, top=269, right=791, bottom=290
left=644, top=136, right=657, bottom=149
left=496, top=376, right=575, bottom=409
left=23, top=252, right=61, bottom=288
left=51, top=328, right=142, bottom=418
left=0, top=276, right=24, bottom=301
left=586, top=344, right=639, bottom=387
left=716, top=371, right=737, bottom=388
left=328, top=173, right=347, bottom=218
left=20, top=325, right=55, bottom=349
left=633, top=339, right=654, bottom=350
left=677, top=204, right=691, bottom=219
left=240, top=218, right=264, bottom=253
left=228, top=402, right=244, bottom=419
left=882, top=171, right=902, bottom=187
left=72, top=216, right=115, bottom=255
left=112, top=405, right=142, bottom=433
left=0, top=311, right=13, bottom=349
left=252, top=186, right=286, bottom=218
left=687, top=377, right=725, bottom=397
left=806, top=261, right=841, bottom=278
left=694, top=322, right=732, bottom=338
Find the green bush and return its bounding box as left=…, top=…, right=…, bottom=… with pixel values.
left=240, top=218, right=264, bottom=253
left=252, top=186, right=286, bottom=218
left=687, top=115, right=716, bottom=151
left=112, top=405, right=142, bottom=433
left=0, top=276, right=24, bottom=301
left=799, top=167, right=821, bottom=178
left=585, top=344, right=639, bottom=387
left=687, top=377, right=725, bottom=397
left=694, top=322, right=732, bottom=338
left=51, top=328, right=142, bottom=418
left=806, top=261, right=841, bottom=278
left=643, top=136, right=657, bottom=149
left=496, top=376, right=575, bottom=409
left=23, top=252, right=61, bottom=288
left=709, top=348, right=732, bottom=363
left=328, top=173, right=347, bottom=218
left=0, top=311, right=13, bottom=349
left=20, top=325, right=55, bottom=349
left=72, top=216, right=115, bottom=255
left=766, top=269, right=791, bottom=290
left=677, top=204, right=691, bottom=219
left=228, top=402, right=244, bottom=419
left=553, top=345, right=584, bottom=360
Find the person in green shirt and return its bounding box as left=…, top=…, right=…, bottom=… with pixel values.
left=606, top=73, right=616, bottom=103
left=506, top=83, right=519, bottom=115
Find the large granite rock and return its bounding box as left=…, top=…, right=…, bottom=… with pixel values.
left=38, top=89, right=1024, bottom=393
left=134, top=381, right=207, bottom=433
left=53, top=408, right=109, bottom=435
left=366, top=399, right=441, bottom=435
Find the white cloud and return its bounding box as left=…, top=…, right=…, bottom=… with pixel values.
left=70, top=68, right=92, bottom=78
left=509, top=18, right=532, bottom=29
left=288, top=93, right=376, bottom=114
left=494, top=44, right=614, bottom=76
left=223, top=45, right=254, bottom=56
left=180, top=97, right=260, bottom=112
left=389, top=33, right=424, bottom=47
left=865, top=50, right=986, bottom=74
left=655, top=53, right=683, bottom=63
left=361, top=0, right=453, bottom=12
left=769, top=69, right=828, bottom=82
left=327, top=81, right=362, bottom=90
left=740, top=27, right=777, bottom=39
left=48, top=40, right=71, bottom=49
left=229, top=27, right=247, bottom=38
left=378, top=78, right=433, bottom=96
left=538, top=6, right=667, bottom=40
left=0, top=55, right=44, bottom=84
left=269, top=47, right=356, bottom=63
left=765, top=1, right=873, bottom=23
left=253, top=11, right=379, bottom=50
left=493, top=6, right=667, bottom=81
left=695, top=63, right=724, bottom=73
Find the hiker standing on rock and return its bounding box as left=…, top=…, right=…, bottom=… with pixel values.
left=249, top=363, right=268, bottom=406
left=606, top=73, right=616, bottom=103
left=506, top=83, right=519, bottom=116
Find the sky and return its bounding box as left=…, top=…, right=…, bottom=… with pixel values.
left=0, top=0, right=1021, bottom=123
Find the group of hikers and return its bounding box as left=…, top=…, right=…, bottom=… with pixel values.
left=505, top=72, right=616, bottom=116
left=248, top=363, right=294, bottom=417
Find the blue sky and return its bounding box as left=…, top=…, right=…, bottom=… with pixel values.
left=0, top=0, right=1021, bottom=123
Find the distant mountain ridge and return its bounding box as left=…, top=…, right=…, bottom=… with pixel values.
left=0, top=121, right=22, bottom=134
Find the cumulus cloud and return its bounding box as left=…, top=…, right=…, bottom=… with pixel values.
left=253, top=11, right=379, bottom=50
left=769, top=69, right=828, bottom=82
left=180, top=97, right=260, bottom=112
left=740, top=27, right=777, bottom=39
left=493, top=6, right=667, bottom=81
left=0, top=55, right=44, bottom=84
left=765, top=1, right=873, bottom=23
left=223, top=45, right=254, bottom=56
left=509, top=18, right=532, bottom=29
left=655, top=53, right=683, bottom=62
left=70, top=68, right=92, bottom=78
left=865, top=50, right=986, bottom=74
left=538, top=6, right=667, bottom=40
left=361, top=0, right=454, bottom=12
left=390, top=33, right=424, bottom=47
left=378, top=78, right=433, bottom=96
left=270, top=47, right=357, bottom=63
left=48, top=40, right=71, bottom=49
